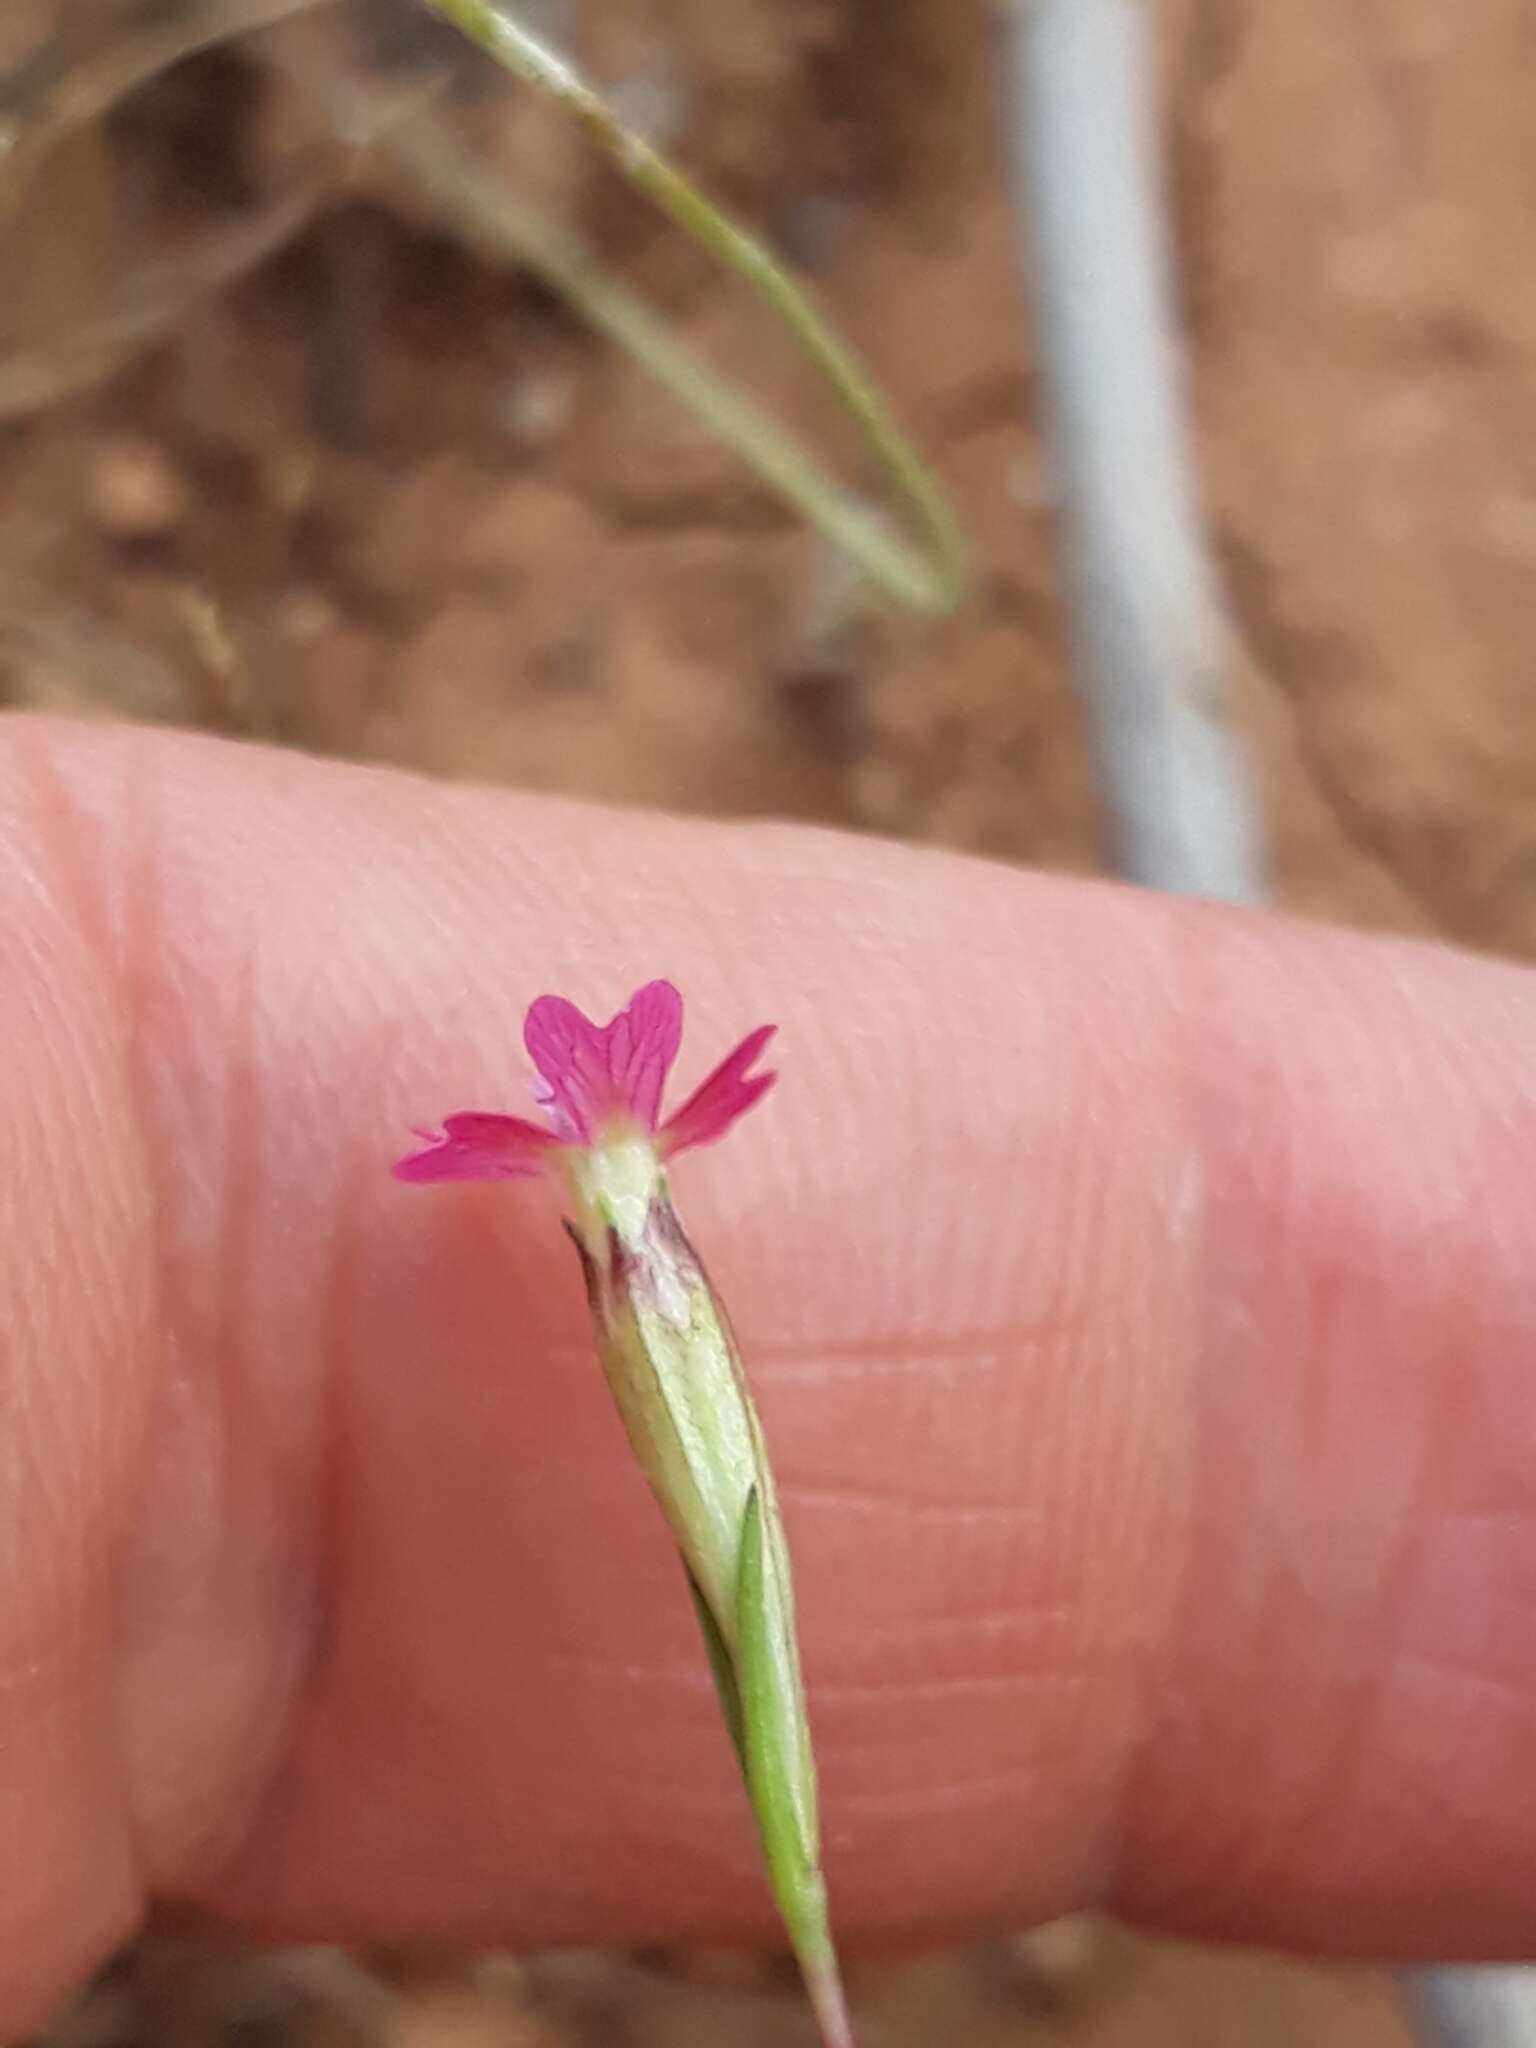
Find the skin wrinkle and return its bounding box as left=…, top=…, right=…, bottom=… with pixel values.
left=32, top=730, right=182, bottom=1911
left=1230, top=1271, right=1461, bottom=1905
left=814, top=1656, right=1083, bottom=1704
left=752, top=1320, right=1078, bottom=1366
left=0, top=734, right=157, bottom=2022
left=1046, top=897, right=1195, bottom=1929
left=109, top=737, right=267, bottom=1886
left=108, top=736, right=239, bottom=1879
left=782, top=1482, right=1056, bottom=1520
left=1295, top=1194, right=1496, bottom=1869
left=1121, top=908, right=1304, bottom=1911
left=1323, top=1190, right=1536, bottom=1891
left=1119, top=908, right=1536, bottom=1946
left=1146, top=935, right=1378, bottom=1915
left=95, top=735, right=324, bottom=1902
left=5, top=717, right=1536, bottom=2030
left=1400, top=1506, right=1536, bottom=1691
left=841, top=1605, right=1077, bottom=1640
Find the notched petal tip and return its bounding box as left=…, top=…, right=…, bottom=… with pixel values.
left=611, top=980, right=684, bottom=1130
left=524, top=979, right=685, bottom=1138
left=659, top=1022, right=778, bottom=1159
left=393, top=1110, right=559, bottom=1183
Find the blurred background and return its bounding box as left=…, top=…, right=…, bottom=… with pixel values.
left=7, top=1, right=1533, bottom=2043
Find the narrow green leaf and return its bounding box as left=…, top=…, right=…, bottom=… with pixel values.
left=683, top=1559, right=747, bottom=1774
left=737, top=1488, right=853, bottom=2047
left=737, top=1487, right=818, bottom=1922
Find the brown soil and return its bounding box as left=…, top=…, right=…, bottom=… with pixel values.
left=11, top=0, right=1531, bottom=2042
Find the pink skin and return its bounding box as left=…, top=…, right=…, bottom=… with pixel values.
left=2, top=717, right=1536, bottom=2034
left=394, top=981, right=776, bottom=1182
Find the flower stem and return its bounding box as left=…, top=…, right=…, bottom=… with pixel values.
left=806, top=1962, right=858, bottom=2048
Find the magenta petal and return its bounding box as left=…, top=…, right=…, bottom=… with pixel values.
left=658, top=1023, right=777, bottom=1159
left=524, top=980, right=683, bottom=1139
left=523, top=995, right=611, bottom=1142
left=602, top=979, right=683, bottom=1132
left=394, top=1111, right=559, bottom=1182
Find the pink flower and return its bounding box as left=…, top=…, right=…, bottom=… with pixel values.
left=395, top=979, right=776, bottom=1182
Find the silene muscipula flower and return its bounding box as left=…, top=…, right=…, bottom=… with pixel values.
left=395, top=980, right=854, bottom=2048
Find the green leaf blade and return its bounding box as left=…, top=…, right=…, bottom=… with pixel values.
left=736, top=1488, right=853, bottom=2047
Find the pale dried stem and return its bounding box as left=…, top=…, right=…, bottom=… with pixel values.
left=0, top=572, right=195, bottom=720
left=416, top=0, right=964, bottom=615
left=0, top=0, right=330, bottom=202
left=0, top=173, right=324, bottom=419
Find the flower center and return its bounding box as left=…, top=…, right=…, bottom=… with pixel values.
left=562, top=1129, right=665, bottom=1253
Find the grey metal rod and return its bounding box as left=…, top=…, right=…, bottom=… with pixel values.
left=1410, top=1970, right=1536, bottom=2048
left=999, top=0, right=1263, bottom=904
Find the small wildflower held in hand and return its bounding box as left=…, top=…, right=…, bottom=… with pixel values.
left=395, top=981, right=855, bottom=2048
